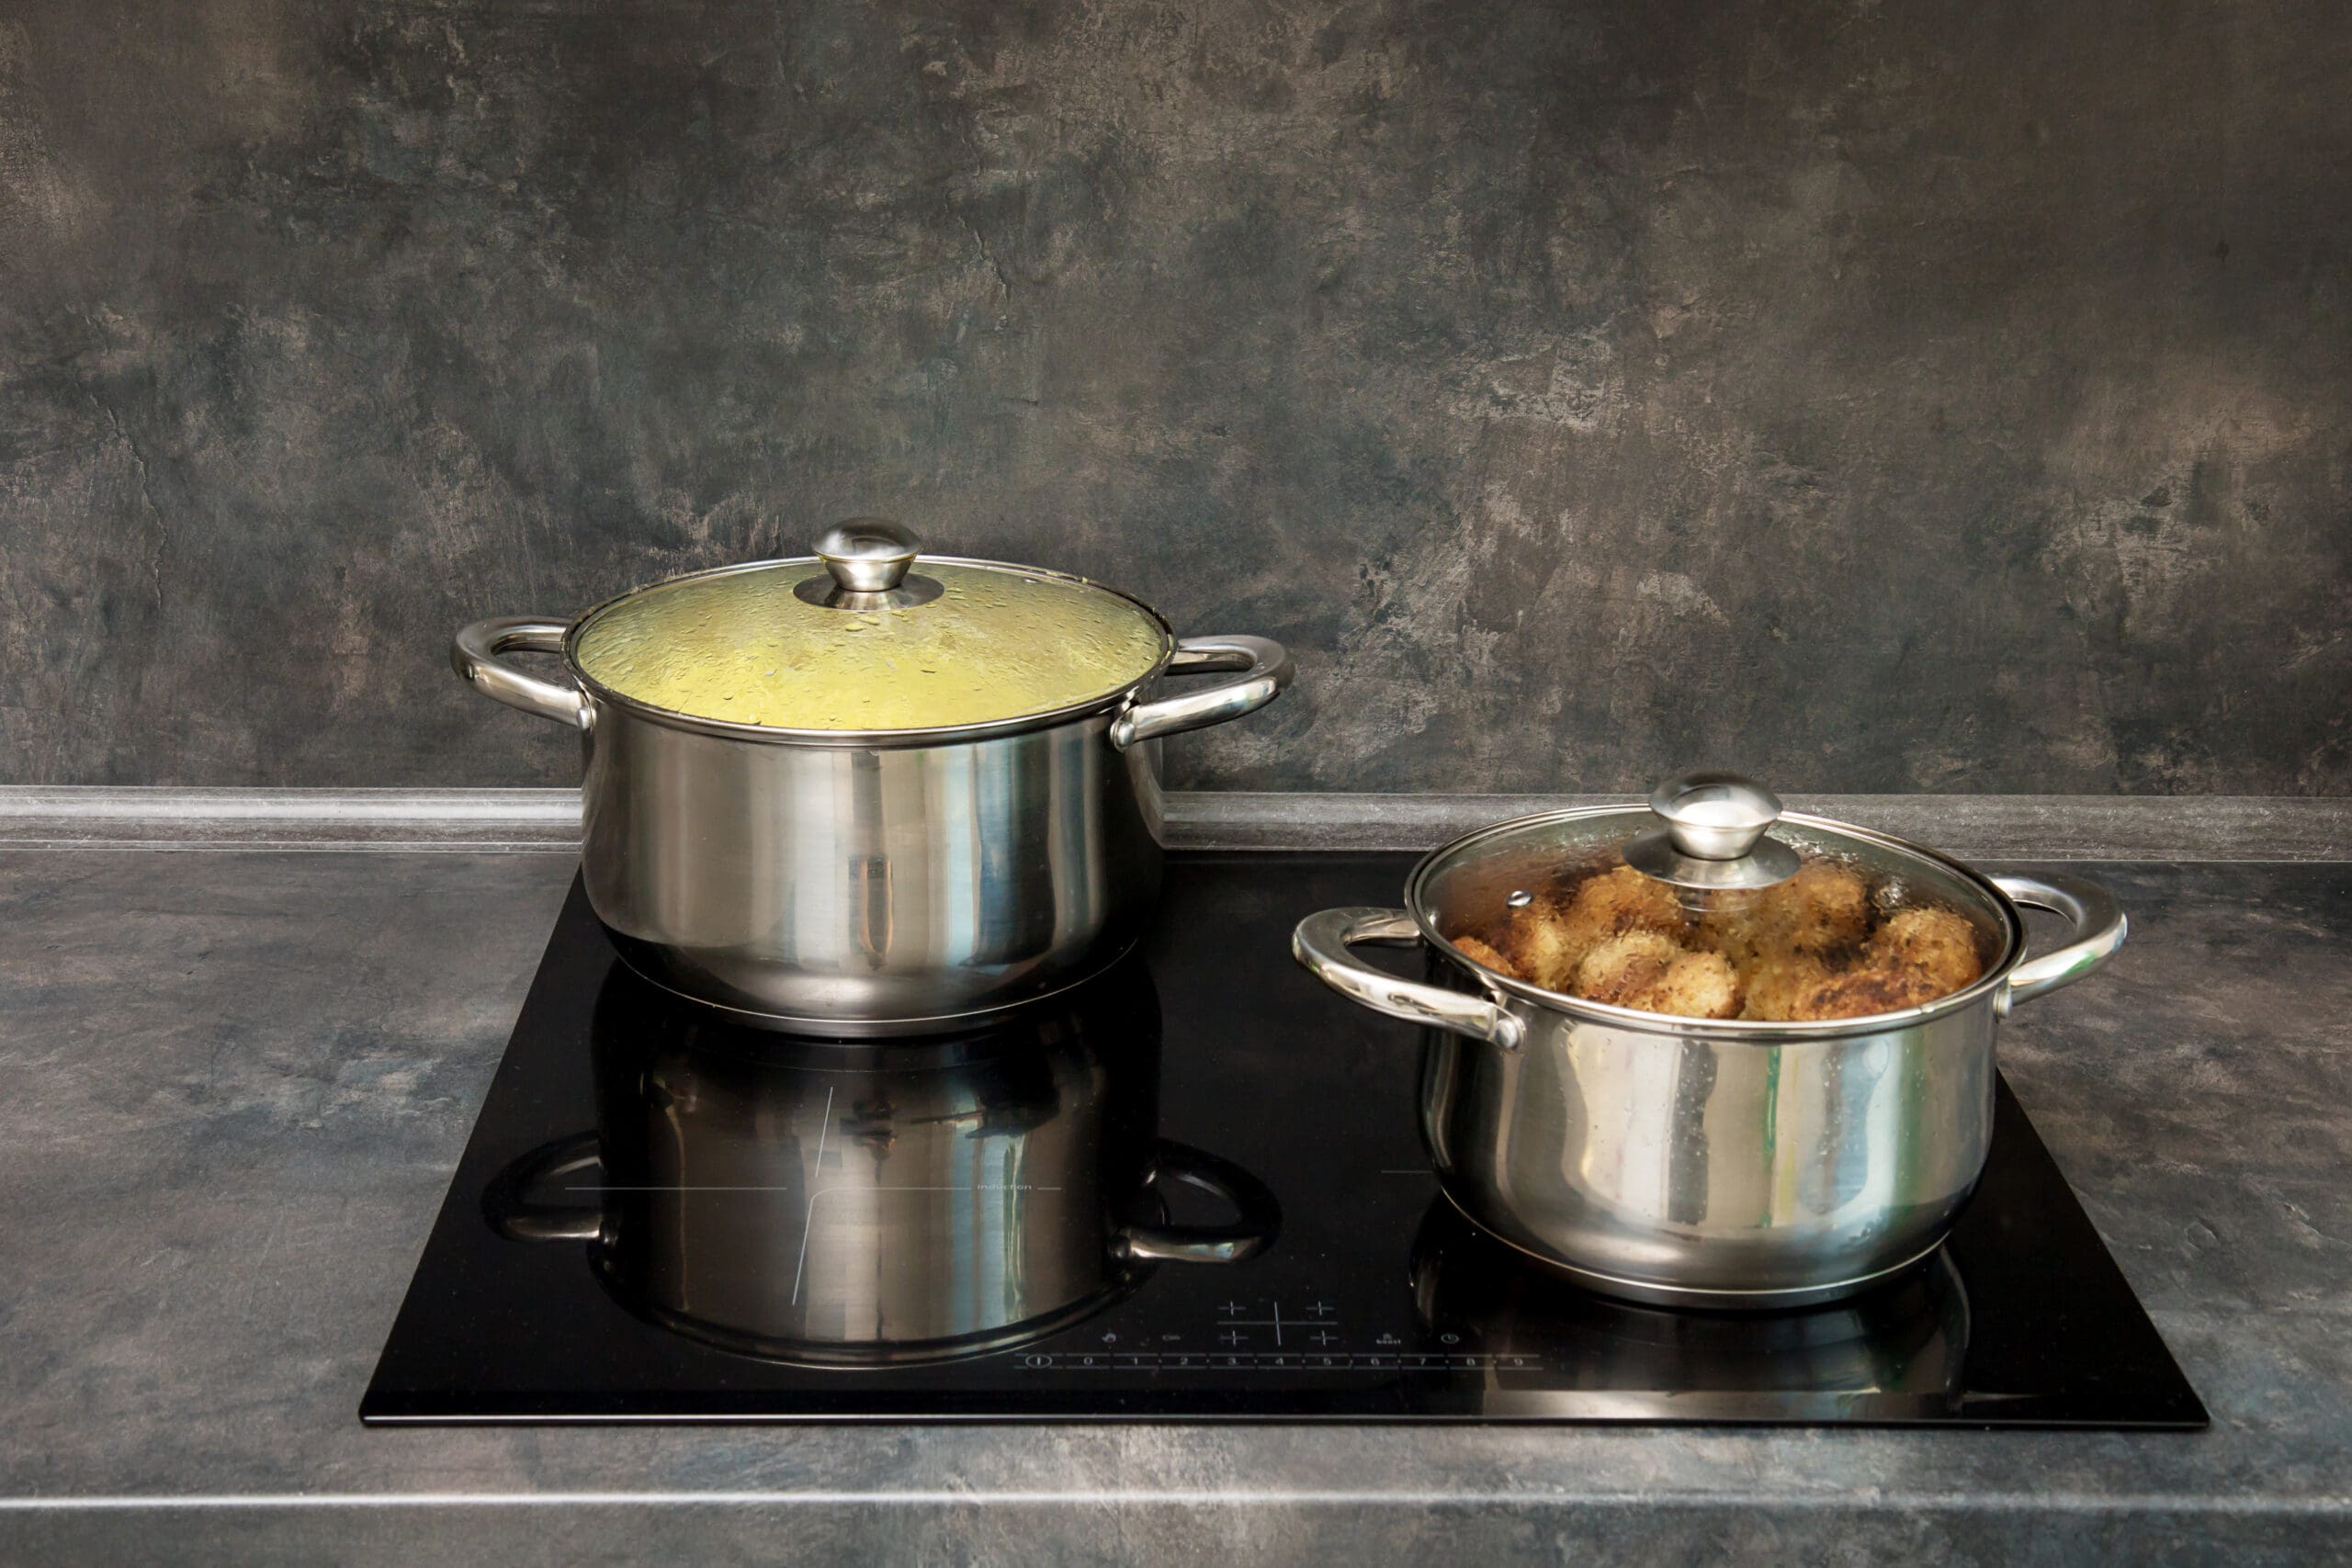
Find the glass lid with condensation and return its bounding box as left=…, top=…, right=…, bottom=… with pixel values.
left=1420, top=772, right=2017, bottom=1025
left=571, top=520, right=1170, bottom=733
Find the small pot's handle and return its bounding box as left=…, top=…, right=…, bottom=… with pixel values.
left=1109, top=636, right=1293, bottom=750
left=1291, top=908, right=1526, bottom=1053
left=452, top=617, right=591, bottom=730
left=1991, top=874, right=2128, bottom=1010
left=1116, top=1140, right=1282, bottom=1264
left=482, top=1133, right=606, bottom=1242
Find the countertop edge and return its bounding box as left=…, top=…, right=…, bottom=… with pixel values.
left=0, top=787, right=2345, bottom=861
left=1, top=1488, right=2346, bottom=1566
left=0, top=1488, right=2345, bottom=1512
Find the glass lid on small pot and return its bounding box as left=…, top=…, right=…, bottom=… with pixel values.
left=1418, top=772, right=2016, bottom=1024
left=570, top=520, right=1171, bottom=733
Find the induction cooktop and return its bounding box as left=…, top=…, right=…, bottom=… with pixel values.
left=362, top=852, right=2206, bottom=1427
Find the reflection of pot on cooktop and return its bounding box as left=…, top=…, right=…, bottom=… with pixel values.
left=484, top=955, right=1279, bottom=1368
left=1408, top=1199, right=1969, bottom=1413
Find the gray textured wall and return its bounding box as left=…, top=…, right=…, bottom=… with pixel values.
left=2, top=0, right=2346, bottom=793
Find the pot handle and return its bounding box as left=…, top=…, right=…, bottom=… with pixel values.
left=1109, top=636, right=1294, bottom=750
left=1291, top=908, right=1526, bottom=1053
left=1116, top=1140, right=1282, bottom=1264
left=452, top=617, right=591, bottom=730
left=482, top=1133, right=606, bottom=1242
left=1991, top=874, right=2128, bottom=1010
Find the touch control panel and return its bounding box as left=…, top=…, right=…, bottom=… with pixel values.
left=1013, top=1297, right=1544, bottom=1373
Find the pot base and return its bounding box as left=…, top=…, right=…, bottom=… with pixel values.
left=605, top=931, right=1144, bottom=1041
left=1442, top=1190, right=1951, bottom=1312
left=595, top=1258, right=1149, bottom=1370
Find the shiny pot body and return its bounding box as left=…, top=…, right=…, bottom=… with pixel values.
left=581, top=697, right=1159, bottom=1029
left=486, top=961, right=1279, bottom=1365
left=1294, top=807, right=2127, bottom=1309
left=454, top=566, right=1290, bottom=1033
left=1414, top=960, right=1997, bottom=1305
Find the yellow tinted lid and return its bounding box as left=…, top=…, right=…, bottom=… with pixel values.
left=571, top=521, right=1170, bottom=733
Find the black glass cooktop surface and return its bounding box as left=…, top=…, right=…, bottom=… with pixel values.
left=363, top=853, right=2206, bottom=1427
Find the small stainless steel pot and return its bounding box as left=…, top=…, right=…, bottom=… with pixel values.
left=485, top=958, right=1279, bottom=1366
left=453, top=523, right=1292, bottom=1034
left=1293, top=788, right=2127, bottom=1309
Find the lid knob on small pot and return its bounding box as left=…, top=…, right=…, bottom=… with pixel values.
left=1623, top=770, right=1803, bottom=890
left=796, top=518, right=944, bottom=608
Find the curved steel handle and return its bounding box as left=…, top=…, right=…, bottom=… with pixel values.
left=1109, top=636, right=1293, bottom=750
left=452, top=617, right=590, bottom=729
left=1291, top=908, right=1525, bottom=1053
left=482, top=1134, right=605, bottom=1243
left=1116, top=1140, right=1282, bottom=1264
left=1993, top=874, right=2128, bottom=1010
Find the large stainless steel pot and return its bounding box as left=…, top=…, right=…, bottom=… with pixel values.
left=1293, top=774, right=2127, bottom=1309
left=485, top=957, right=1280, bottom=1366
left=454, top=521, right=1292, bottom=1034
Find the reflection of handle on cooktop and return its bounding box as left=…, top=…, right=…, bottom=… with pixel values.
left=1117, top=1140, right=1281, bottom=1265
left=484, top=1131, right=1281, bottom=1266
left=483, top=1133, right=604, bottom=1243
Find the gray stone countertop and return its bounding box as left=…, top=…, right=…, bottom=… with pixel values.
left=1, top=838, right=2347, bottom=1563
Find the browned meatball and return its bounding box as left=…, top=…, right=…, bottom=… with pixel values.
left=1568, top=931, right=1683, bottom=1006
left=1739, top=951, right=1835, bottom=1021
left=1867, top=907, right=1983, bottom=995
left=1624, top=949, right=1743, bottom=1020
left=1749, top=902, right=1984, bottom=1024
left=1504, top=865, right=1687, bottom=990
left=1502, top=898, right=1583, bottom=990
left=1699, top=862, right=1871, bottom=966
left=1450, top=933, right=1522, bottom=981
left=1783, top=964, right=1947, bottom=1021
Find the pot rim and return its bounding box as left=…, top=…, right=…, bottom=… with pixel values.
left=560, top=555, right=1180, bottom=748
left=1403, top=805, right=2029, bottom=1042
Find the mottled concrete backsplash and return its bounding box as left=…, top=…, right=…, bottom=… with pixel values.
left=2, top=0, right=2346, bottom=792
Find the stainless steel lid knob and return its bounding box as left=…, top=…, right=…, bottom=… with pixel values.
left=797, top=517, right=944, bottom=609
left=1651, top=771, right=1781, bottom=861
left=1623, top=770, right=1801, bottom=890
left=814, top=518, right=920, bottom=593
